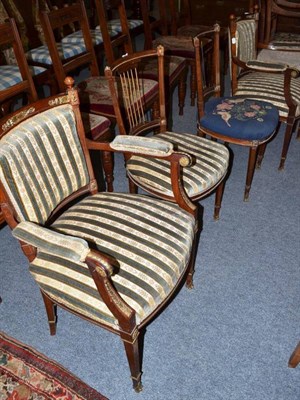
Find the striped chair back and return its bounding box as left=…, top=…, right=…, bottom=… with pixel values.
left=0, top=103, right=90, bottom=224
left=236, top=19, right=257, bottom=63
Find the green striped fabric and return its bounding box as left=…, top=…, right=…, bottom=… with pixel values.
left=27, top=192, right=195, bottom=328
left=126, top=132, right=230, bottom=197
left=235, top=72, right=300, bottom=118
left=0, top=105, right=89, bottom=224
left=235, top=19, right=300, bottom=118
left=236, top=19, right=257, bottom=62
left=12, top=221, right=90, bottom=262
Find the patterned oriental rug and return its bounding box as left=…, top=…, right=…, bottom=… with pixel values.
left=0, top=331, right=108, bottom=399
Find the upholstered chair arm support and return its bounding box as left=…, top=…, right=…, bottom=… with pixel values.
left=87, top=136, right=193, bottom=165
left=12, top=221, right=90, bottom=262
left=12, top=221, right=136, bottom=328
left=86, top=136, right=196, bottom=214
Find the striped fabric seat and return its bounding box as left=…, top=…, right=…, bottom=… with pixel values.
left=0, top=65, right=47, bottom=90
left=126, top=132, right=229, bottom=197
left=235, top=72, right=300, bottom=118
left=39, top=192, right=194, bottom=328
left=26, top=42, right=86, bottom=65
left=0, top=104, right=89, bottom=225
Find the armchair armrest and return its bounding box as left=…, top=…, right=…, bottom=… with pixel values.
left=246, top=60, right=288, bottom=71
left=110, top=135, right=174, bottom=156
left=12, top=221, right=90, bottom=262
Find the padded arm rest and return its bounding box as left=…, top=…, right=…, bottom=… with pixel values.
left=246, top=60, right=288, bottom=71
left=12, top=221, right=90, bottom=262
left=110, top=135, right=174, bottom=156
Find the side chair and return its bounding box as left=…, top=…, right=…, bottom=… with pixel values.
left=104, top=45, right=230, bottom=220
left=0, top=77, right=199, bottom=392
left=38, top=0, right=158, bottom=126
left=194, top=24, right=279, bottom=203
left=229, top=12, right=300, bottom=170
left=95, top=0, right=188, bottom=117
left=140, top=0, right=228, bottom=106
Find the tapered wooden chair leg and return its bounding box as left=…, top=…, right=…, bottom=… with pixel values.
left=244, top=146, right=258, bottom=202
left=288, top=341, right=300, bottom=368
left=178, top=71, right=187, bottom=116
left=214, top=179, right=225, bottom=220
left=122, top=329, right=143, bottom=392
left=279, top=122, right=294, bottom=170
left=41, top=291, right=57, bottom=336
left=256, top=143, right=267, bottom=169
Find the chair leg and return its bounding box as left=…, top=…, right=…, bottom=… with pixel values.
left=244, top=146, right=258, bottom=202
left=256, top=143, right=267, bottom=169
left=214, top=179, right=225, bottom=220
left=41, top=290, right=57, bottom=336
left=279, top=120, right=294, bottom=170
left=190, top=62, right=196, bottom=107
left=186, top=209, right=202, bottom=289
left=102, top=150, right=114, bottom=192
left=121, top=328, right=143, bottom=392
left=177, top=70, right=187, bottom=116
left=288, top=341, right=300, bottom=368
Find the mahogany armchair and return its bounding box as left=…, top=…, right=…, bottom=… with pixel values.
left=0, top=79, right=199, bottom=392
left=104, top=46, right=230, bottom=219
left=229, top=12, right=300, bottom=170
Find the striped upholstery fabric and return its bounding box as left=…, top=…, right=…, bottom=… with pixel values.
left=23, top=192, right=195, bottom=328
left=235, top=72, right=300, bottom=118
left=236, top=19, right=257, bottom=62
left=126, top=132, right=230, bottom=197
left=26, top=42, right=86, bottom=65
left=0, top=65, right=47, bottom=90
left=0, top=104, right=89, bottom=224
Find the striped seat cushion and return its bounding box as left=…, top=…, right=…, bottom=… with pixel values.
left=272, top=32, right=300, bottom=49
left=78, top=76, right=158, bottom=118
left=26, top=42, right=86, bottom=65
left=126, top=132, right=229, bottom=197
left=0, top=65, right=47, bottom=90
left=235, top=72, right=300, bottom=118
left=27, top=192, right=195, bottom=328
left=0, top=104, right=89, bottom=224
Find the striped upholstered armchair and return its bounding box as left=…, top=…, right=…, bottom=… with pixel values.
left=0, top=79, right=198, bottom=392
left=229, top=12, right=300, bottom=171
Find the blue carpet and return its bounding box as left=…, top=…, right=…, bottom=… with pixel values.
left=0, top=81, right=299, bottom=399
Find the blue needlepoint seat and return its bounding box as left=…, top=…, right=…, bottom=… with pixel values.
left=200, top=97, right=279, bottom=140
